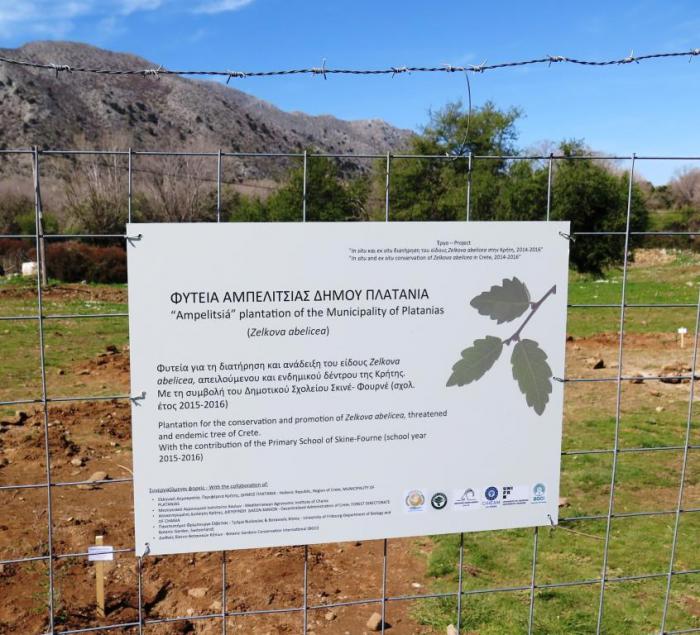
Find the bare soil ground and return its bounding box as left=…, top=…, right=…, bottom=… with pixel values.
left=0, top=346, right=437, bottom=635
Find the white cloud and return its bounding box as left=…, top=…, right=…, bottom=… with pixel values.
left=117, top=0, right=164, bottom=15
left=0, top=0, right=165, bottom=39
left=0, top=0, right=253, bottom=40
left=192, top=0, right=254, bottom=15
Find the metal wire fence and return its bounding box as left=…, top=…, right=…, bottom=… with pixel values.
left=0, top=148, right=699, bottom=634
left=1, top=47, right=699, bottom=79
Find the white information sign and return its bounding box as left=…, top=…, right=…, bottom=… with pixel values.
left=127, top=221, right=570, bottom=555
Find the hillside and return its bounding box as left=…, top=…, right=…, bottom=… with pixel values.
left=0, top=41, right=412, bottom=166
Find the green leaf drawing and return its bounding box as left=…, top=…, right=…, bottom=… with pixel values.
left=470, top=277, right=531, bottom=324
left=510, top=339, right=553, bottom=415
left=446, top=336, right=503, bottom=387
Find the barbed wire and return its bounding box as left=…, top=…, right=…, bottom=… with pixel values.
left=0, top=48, right=698, bottom=80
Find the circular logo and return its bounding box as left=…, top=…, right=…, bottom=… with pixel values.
left=485, top=486, right=499, bottom=501
left=431, top=492, right=448, bottom=510
left=532, top=483, right=546, bottom=503
left=405, top=490, right=425, bottom=508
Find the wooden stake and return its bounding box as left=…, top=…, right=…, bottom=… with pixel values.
left=679, top=327, right=688, bottom=349
left=95, top=535, right=105, bottom=618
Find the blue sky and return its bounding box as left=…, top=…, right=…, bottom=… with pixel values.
left=1, top=0, right=699, bottom=183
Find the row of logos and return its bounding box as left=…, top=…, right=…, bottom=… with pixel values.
left=404, top=483, right=547, bottom=512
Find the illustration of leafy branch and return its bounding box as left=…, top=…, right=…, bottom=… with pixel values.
left=446, top=277, right=556, bottom=415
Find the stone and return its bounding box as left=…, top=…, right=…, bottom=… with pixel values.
left=77, top=471, right=108, bottom=489
left=325, top=610, right=337, bottom=621
left=631, top=374, right=645, bottom=384
left=366, top=612, right=385, bottom=631
left=447, top=626, right=458, bottom=635
left=411, top=582, right=422, bottom=589
left=78, top=369, right=91, bottom=376
left=663, top=362, right=691, bottom=373
left=187, top=587, right=207, bottom=598
left=70, top=457, right=83, bottom=467
left=209, top=600, right=222, bottom=612
left=655, top=406, right=665, bottom=413
left=586, top=357, right=605, bottom=370
left=558, top=497, right=570, bottom=508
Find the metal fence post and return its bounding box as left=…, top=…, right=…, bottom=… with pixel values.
left=526, top=158, right=558, bottom=631
left=221, top=550, right=227, bottom=634
left=302, top=152, right=309, bottom=635
left=302, top=544, right=309, bottom=634
left=546, top=153, right=554, bottom=221
left=379, top=154, right=392, bottom=633
left=137, top=555, right=144, bottom=635
left=595, top=154, right=636, bottom=634
left=466, top=151, right=472, bottom=222
left=33, top=147, right=47, bottom=286
left=456, top=152, right=475, bottom=633
left=32, top=145, right=56, bottom=632
left=302, top=150, right=308, bottom=222
left=384, top=152, right=391, bottom=222
left=659, top=285, right=700, bottom=632
left=128, top=147, right=133, bottom=224
left=217, top=149, right=222, bottom=223
left=456, top=532, right=465, bottom=633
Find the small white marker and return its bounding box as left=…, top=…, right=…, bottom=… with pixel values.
left=678, top=327, right=688, bottom=348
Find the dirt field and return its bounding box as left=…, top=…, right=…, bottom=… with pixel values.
left=0, top=376, right=436, bottom=633
left=1, top=273, right=699, bottom=634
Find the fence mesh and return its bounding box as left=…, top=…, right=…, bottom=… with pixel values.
left=0, top=148, right=698, bottom=635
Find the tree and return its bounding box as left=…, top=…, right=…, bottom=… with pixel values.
left=495, top=160, right=548, bottom=221
left=135, top=155, right=216, bottom=223
left=264, top=154, right=368, bottom=222
left=388, top=101, right=522, bottom=221
left=492, top=141, right=649, bottom=272
left=670, top=167, right=700, bottom=209
left=549, top=141, right=648, bottom=274
left=63, top=154, right=127, bottom=234
left=221, top=187, right=271, bottom=222
left=383, top=100, right=649, bottom=273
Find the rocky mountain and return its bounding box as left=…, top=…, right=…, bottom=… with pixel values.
left=0, top=41, right=412, bottom=173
